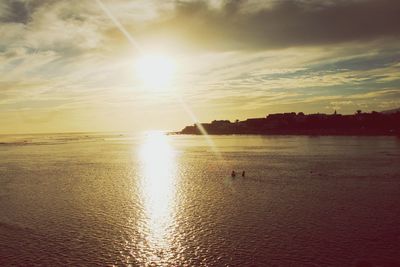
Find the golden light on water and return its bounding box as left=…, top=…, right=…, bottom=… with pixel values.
left=138, top=132, right=178, bottom=264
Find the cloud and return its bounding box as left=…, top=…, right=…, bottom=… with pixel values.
left=2, top=0, right=400, bottom=53
left=0, top=0, right=399, bottom=133
left=0, top=0, right=30, bottom=23
left=140, top=0, right=400, bottom=50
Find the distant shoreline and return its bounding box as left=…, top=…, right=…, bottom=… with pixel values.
left=171, top=132, right=400, bottom=136
left=175, top=110, right=400, bottom=136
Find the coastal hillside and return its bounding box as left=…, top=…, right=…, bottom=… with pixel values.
left=178, top=110, right=400, bottom=135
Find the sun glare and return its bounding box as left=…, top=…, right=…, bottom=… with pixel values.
left=138, top=131, right=178, bottom=263
left=135, top=53, right=177, bottom=90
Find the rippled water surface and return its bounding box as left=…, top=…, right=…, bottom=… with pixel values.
left=1, top=133, right=400, bottom=266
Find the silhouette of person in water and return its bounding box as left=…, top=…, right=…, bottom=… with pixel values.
left=231, top=170, right=236, bottom=178
left=242, top=171, right=245, bottom=177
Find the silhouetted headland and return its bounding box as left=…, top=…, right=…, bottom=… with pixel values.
left=176, top=110, right=400, bottom=136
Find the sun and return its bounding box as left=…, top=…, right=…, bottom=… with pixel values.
left=135, top=53, right=177, bottom=90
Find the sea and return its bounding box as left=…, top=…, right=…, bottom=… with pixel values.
left=0, top=133, right=400, bottom=266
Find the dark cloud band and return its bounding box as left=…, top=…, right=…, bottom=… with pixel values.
left=144, top=0, right=400, bottom=50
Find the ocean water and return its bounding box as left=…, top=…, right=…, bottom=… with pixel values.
left=0, top=133, right=400, bottom=266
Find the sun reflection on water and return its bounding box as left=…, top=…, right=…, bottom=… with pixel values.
left=138, top=131, right=178, bottom=264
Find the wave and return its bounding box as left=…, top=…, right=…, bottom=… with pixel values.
left=0, top=133, right=129, bottom=146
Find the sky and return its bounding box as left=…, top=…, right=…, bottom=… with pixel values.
left=0, top=0, right=400, bottom=134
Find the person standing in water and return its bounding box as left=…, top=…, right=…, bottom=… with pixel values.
left=231, top=170, right=236, bottom=178
left=242, top=171, right=245, bottom=177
